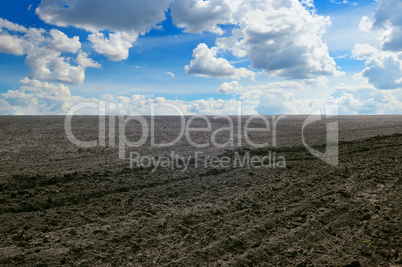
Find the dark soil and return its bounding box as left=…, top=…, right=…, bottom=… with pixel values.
left=0, top=116, right=401, bottom=266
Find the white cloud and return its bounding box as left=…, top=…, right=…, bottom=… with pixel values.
left=0, top=34, right=27, bottom=55
left=247, top=81, right=310, bottom=114
left=256, top=90, right=304, bottom=115
left=0, top=18, right=28, bottom=33
left=360, top=50, right=402, bottom=90
left=22, top=29, right=87, bottom=85
left=171, top=0, right=234, bottom=35
left=372, top=0, right=402, bottom=51
left=239, top=89, right=264, bottom=100
left=232, top=0, right=340, bottom=79
left=353, top=43, right=402, bottom=90
left=218, top=80, right=305, bottom=98
left=75, top=51, right=101, bottom=69
left=185, top=43, right=255, bottom=80
left=25, top=47, right=86, bottom=85
left=34, top=0, right=341, bottom=77
left=1, top=75, right=263, bottom=115
left=253, top=80, right=402, bottom=115
left=187, top=98, right=243, bottom=114
left=259, top=81, right=306, bottom=91
left=0, top=18, right=30, bottom=55
left=352, top=43, right=379, bottom=60
left=330, top=0, right=357, bottom=4
left=0, top=79, right=257, bottom=115
left=49, top=29, right=81, bottom=53
left=178, top=0, right=340, bottom=80
left=88, top=32, right=137, bottom=61
left=217, top=80, right=310, bottom=114
left=36, top=0, right=171, bottom=34
left=215, top=29, right=247, bottom=58
left=380, top=26, right=402, bottom=52
left=165, top=72, right=175, bottom=78
left=2, top=0, right=401, bottom=116
left=36, top=0, right=172, bottom=61
left=0, top=99, right=13, bottom=114
left=353, top=1, right=402, bottom=90
left=359, top=16, right=373, bottom=32
left=1, top=79, right=80, bottom=115
left=330, top=83, right=402, bottom=114
left=0, top=19, right=100, bottom=85
left=218, top=81, right=243, bottom=94
left=2, top=78, right=401, bottom=116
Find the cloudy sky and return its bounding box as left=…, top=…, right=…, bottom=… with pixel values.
left=0, top=0, right=401, bottom=115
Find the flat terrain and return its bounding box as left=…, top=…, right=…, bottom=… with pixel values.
left=0, top=116, right=401, bottom=266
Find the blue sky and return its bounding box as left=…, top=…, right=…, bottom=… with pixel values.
left=0, top=0, right=401, bottom=115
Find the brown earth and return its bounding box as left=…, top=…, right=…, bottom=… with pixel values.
left=0, top=116, right=401, bottom=266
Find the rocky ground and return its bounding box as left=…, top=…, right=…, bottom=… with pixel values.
left=0, top=116, right=401, bottom=266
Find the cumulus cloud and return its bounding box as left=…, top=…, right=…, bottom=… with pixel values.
left=0, top=18, right=28, bottom=33
left=36, top=0, right=171, bottom=34
left=49, top=29, right=81, bottom=53
left=215, top=29, right=247, bottom=58
left=253, top=81, right=402, bottom=115
left=185, top=43, right=255, bottom=80
left=0, top=78, right=257, bottom=115
left=88, top=32, right=137, bottom=61
left=353, top=1, right=402, bottom=90
left=25, top=47, right=86, bottom=85
left=75, top=51, right=101, bottom=69
left=3, top=0, right=401, bottom=116
left=239, top=89, right=264, bottom=100
left=2, top=78, right=400, bottom=116
left=179, top=0, right=340, bottom=80
left=361, top=51, right=402, bottom=90
left=256, top=90, right=303, bottom=115
left=380, top=27, right=402, bottom=52
left=217, top=80, right=311, bottom=114
left=359, top=16, right=373, bottom=32
left=36, top=0, right=172, bottom=61
left=218, top=80, right=305, bottom=98
left=35, top=0, right=340, bottom=77
left=353, top=43, right=402, bottom=90
left=372, top=0, right=402, bottom=51
left=216, top=80, right=314, bottom=114
left=1, top=79, right=81, bottom=115
left=23, top=29, right=86, bottom=84
left=0, top=18, right=30, bottom=55
left=218, top=81, right=243, bottom=94
left=259, top=81, right=306, bottom=91
left=0, top=34, right=27, bottom=55
left=0, top=19, right=100, bottom=85
left=187, top=98, right=242, bottom=114
left=330, top=83, right=402, bottom=114
left=234, top=0, right=339, bottom=79
left=171, top=0, right=234, bottom=35
left=0, top=99, right=13, bottom=114
left=352, top=43, right=380, bottom=60
left=248, top=81, right=309, bottom=114
left=0, top=84, right=254, bottom=116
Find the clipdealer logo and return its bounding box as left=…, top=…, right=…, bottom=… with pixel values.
left=64, top=100, right=339, bottom=168
left=129, top=150, right=286, bottom=172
